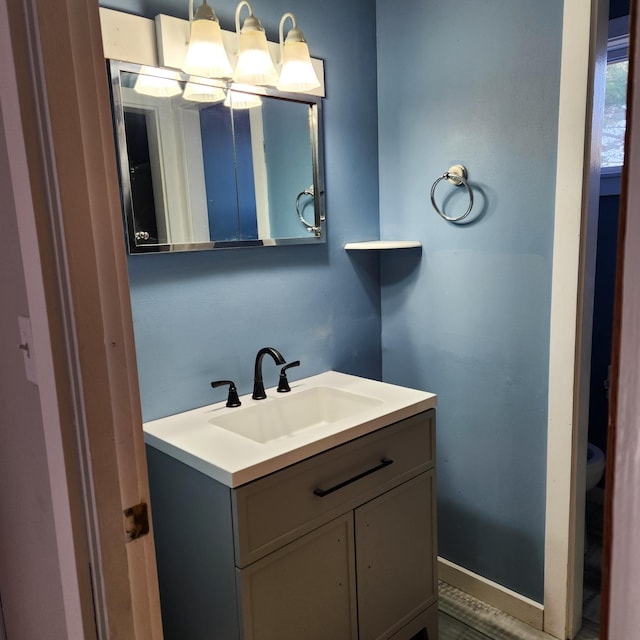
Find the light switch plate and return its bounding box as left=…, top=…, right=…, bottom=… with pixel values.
left=18, top=315, right=37, bottom=385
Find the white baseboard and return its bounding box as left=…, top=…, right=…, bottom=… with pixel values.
left=438, top=557, right=544, bottom=630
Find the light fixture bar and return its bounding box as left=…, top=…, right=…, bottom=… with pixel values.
left=100, top=9, right=326, bottom=96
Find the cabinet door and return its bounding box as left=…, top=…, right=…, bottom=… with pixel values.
left=238, top=514, right=357, bottom=640
left=355, top=471, right=437, bottom=640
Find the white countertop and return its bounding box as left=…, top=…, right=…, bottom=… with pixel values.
left=143, top=371, right=437, bottom=487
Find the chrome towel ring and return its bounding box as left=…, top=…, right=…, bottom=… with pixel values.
left=430, top=164, right=474, bottom=222
left=296, top=185, right=317, bottom=231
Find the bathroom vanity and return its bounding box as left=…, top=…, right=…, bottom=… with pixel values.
left=144, top=372, right=437, bottom=640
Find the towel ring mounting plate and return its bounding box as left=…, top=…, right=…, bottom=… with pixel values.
left=430, top=164, right=474, bottom=222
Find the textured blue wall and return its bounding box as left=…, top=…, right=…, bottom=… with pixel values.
left=102, top=0, right=382, bottom=421
left=376, top=0, right=563, bottom=602
left=105, top=0, right=567, bottom=603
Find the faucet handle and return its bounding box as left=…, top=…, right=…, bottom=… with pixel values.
left=211, top=380, right=241, bottom=407
left=277, top=361, right=300, bottom=393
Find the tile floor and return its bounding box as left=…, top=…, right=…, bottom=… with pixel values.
left=438, top=583, right=599, bottom=640
left=438, top=490, right=604, bottom=639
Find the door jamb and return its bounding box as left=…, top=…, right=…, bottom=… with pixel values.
left=544, top=0, right=607, bottom=637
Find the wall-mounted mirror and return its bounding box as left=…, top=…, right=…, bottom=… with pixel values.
left=108, top=61, right=325, bottom=253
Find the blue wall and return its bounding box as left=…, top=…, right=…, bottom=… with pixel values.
left=376, top=0, right=563, bottom=602
left=105, top=0, right=569, bottom=604
left=102, top=0, right=382, bottom=421
left=610, top=0, right=630, bottom=20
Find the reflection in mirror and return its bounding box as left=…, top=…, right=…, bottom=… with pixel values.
left=108, top=61, right=325, bottom=253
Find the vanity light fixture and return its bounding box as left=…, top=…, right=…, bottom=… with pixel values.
left=233, top=1, right=279, bottom=86
left=133, top=66, right=182, bottom=97
left=277, top=13, right=320, bottom=93
left=182, top=0, right=233, bottom=78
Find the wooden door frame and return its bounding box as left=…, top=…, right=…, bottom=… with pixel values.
left=545, top=1, right=606, bottom=637
left=601, top=0, right=640, bottom=636
left=1, top=0, right=162, bottom=636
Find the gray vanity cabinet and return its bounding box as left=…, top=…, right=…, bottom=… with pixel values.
left=146, top=409, right=437, bottom=640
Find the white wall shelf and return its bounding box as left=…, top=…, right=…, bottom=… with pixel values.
left=344, top=241, right=422, bottom=250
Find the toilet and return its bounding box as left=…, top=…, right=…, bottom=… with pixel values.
left=586, top=442, right=606, bottom=491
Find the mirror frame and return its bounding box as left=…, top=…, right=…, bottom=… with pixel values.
left=108, top=60, right=326, bottom=253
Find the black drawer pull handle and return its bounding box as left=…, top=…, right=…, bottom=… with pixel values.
left=313, top=458, right=394, bottom=498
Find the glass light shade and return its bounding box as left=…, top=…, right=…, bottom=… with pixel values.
left=134, top=67, right=182, bottom=97
left=233, top=29, right=278, bottom=86
left=183, top=19, right=232, bottom=78
left=224, top=87, right=263, bottom=109
left=277, top=40, right=320, bottom=92
left=182, top=80, right=226, bottom=103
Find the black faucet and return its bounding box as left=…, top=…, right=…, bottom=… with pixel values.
left=252, top=347, right=286, bottom=399
left=277, top=360, right=300, bottom=392
left=211, top=380, right=241, bottom=407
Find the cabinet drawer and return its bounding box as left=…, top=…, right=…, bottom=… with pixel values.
left=232, top=409, right=434, bottom=567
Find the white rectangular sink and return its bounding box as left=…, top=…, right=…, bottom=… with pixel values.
left=210, top=386, right=384, bottom=444
left=143, top=371, right=437, bottom=487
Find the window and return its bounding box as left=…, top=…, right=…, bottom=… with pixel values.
left=600, top=17, right=629, bottom=196
left=601, top=22, right=629, bottom=172
left=602, top=58, right=628, bottom=168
